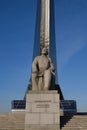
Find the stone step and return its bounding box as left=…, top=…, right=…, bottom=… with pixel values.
left=61, top=128, right=87, bottom=130
left=70, top=118, right=87, bottom=120
left=64, top=125, right=87, bottom=127
left=66, top=122, right=87, bottom=124
left=64, top=124, right=87, bottom=126
left=71, top=119, right=87, bottom=121
left=61, top=114, right=87, bottom=130
left=0, top=112, right=25, bottom=130
left=64, top=123, right=87, bottom=125
left=0, top=128, right=24, bottom=129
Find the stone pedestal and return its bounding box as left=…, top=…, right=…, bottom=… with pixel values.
left=25, top=91, right=60, bottom=130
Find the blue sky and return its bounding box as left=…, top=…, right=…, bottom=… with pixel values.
left=0, top=0, right=87, bottom=112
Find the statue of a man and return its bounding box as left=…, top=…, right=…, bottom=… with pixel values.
left=31, top=47, right=55, bottom=90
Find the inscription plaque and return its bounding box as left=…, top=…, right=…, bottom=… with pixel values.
left=35, top=100, right=51, bottom=108
left=36, top=104, right=50, bottom=108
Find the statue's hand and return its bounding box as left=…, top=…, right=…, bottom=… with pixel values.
left=51, top=71, right=55, bottom=76
left=49, top=68, right=55, bottom=76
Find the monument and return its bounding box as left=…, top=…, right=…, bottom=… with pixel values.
left=25, top=0, right=60, bottom=130
left=32, top=0, right=58, bottom=83
left=28, top=0, right=64, bottom=99
left=11, top=0, right=77, bottom=130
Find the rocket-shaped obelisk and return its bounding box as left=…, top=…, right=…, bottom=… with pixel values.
left=33, top=0, right=58, bottom=83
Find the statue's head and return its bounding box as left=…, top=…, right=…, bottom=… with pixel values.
left=41, top=47, right=48, bottom=55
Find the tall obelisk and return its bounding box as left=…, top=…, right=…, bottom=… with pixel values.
left=25, top=1, right=60, bottom=130
left=33, top=0, right=58, bottom=83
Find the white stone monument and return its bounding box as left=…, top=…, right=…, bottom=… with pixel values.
left=25, top=0, right=60, bottom=129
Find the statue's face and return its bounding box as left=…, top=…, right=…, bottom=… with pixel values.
left=42, top=48, right=48, bottom=55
